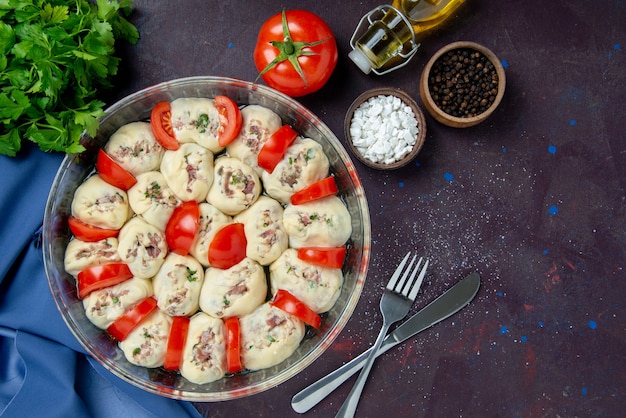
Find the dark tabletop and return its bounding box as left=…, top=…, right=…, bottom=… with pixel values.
left=105, top=0, right=624, bottom=416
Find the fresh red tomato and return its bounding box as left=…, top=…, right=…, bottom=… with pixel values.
left=208, top=223, right=247, bottom=269
left=290, top=176, right=338, bottom=205
left=150, top=101, right=179, bottom=150
left=258, top=124, right=298, bottom=173
left=107, top=297, right=158, bottom=341
left=271, top=289, right=321, bottom=329
left=96, top=149, right=137, bottom=190
left=297, top=246, right=346, bottom=269
left=165, top=201, right=200, bottom=256
left=77, top=263, right=133, bottom=299
left=214, top=95, right=243, bottom=147
left=68, top=216, right=119, bottom=242
left=164, top=316, right=190, bottom=371
left=254, top=9, right=338, bottom=97
left=224, top=317, right=243, bottom=373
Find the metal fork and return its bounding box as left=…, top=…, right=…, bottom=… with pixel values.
left=335, top=252, right=428, bottom=418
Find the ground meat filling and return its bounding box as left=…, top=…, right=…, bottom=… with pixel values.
left=221, top=167, right=255, bottom=198
left=242, top=120, right=268, bottom=152
left=75, top=241, right=117, bottom=260
left=112, top=138, right=161, bottom=162
left=192, top=329, right=219, bottom=370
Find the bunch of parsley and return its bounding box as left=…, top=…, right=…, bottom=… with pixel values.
left=0, top=0, right=139, bottom=157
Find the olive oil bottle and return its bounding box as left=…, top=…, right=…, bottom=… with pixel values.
left=349, top=0, right=465, bottom=75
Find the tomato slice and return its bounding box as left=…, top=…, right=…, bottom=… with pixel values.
left=96, top=149, right=137, bottom=190
left=290, top=176, right=338, bottom=205
left=164, top=316, right=190, bottom=371
left=77, top=263, right=133, bottom=299
left=68, top=216, right=119, bottom=242
left=107, top=296, right=158, bottom=341
left=165, top=201, right=200, bottom=256
left=208, top=223, right=247, bottom=269
left=258, top=125, right=298, bottom=173
left=297, top=246, right=346, bottom=269
left=150, top=101, right=179, bottom=150
left=214, top=95, right=243, bottom=147
left=224, top=317, right=243, bottom=373
left=271, top=289, right=321, bottom=329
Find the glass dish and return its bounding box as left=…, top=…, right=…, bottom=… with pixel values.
left=42, top=76, right=371, bottom=401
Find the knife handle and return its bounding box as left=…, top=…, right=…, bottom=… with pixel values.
left=291, top=338, right=394, bottom=413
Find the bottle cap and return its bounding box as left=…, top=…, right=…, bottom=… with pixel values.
left=349, top=49, right=373, bottom=75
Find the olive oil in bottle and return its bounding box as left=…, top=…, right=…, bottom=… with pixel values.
left=349, top=0, right=465, bottom=75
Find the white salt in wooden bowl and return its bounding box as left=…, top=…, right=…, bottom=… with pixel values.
left=344, top=87, right=426, bottom=170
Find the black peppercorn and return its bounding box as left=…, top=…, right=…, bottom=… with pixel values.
left=428, top=48, right=499, bottom=118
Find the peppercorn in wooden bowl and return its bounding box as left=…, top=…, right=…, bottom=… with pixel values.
left=344, top=87, right=426, bottom=170
left=419, top=41, right=506, bottom=128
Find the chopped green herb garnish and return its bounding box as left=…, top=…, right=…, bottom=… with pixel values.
left=230, top=172, right=246, bottom=185
left=144, top=182, right=161, bottom=199
left=195, top=113, right=209, bottom=133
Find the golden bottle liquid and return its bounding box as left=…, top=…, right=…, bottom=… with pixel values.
left=349, top=0, right=465, bottom=75
left=394, top=0, right=465, bottom=35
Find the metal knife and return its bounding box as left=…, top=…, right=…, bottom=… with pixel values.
left=291, top=272, right=481, bottom=414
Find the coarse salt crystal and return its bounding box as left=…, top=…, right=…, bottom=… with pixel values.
left=349, top=94, right=419, bottom=164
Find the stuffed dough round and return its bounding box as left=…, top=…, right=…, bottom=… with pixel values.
left=104, top=121, right=164, bottom=176
left=127, top=171, right=180, bottom=230
left=199, top=257, right=267, bottom=318
left=282, top=196, right=353, bottom=248
left=160, top=142, right=214, bottom=202
left=239, top=302, right=305, bottom=371
left=120, top=308, right=172, bottom=368
left=270, top=248, right=343, bottom=314
left=180, top=312, right=227, bottom=384
left=153, top=252, right=205, bottom=317
left=206, top=156, right=261, bottom=216
left=169, top=97, right=222, bottom=153
left=234, top=196, right=288, bottom=266
left=226, top=104, right=282, bottom=175
left=117, top=217, right=168, bottom=279
left=71, top=174, right=130, bottom=230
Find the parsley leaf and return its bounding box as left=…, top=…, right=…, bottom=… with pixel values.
left=0, top=0, right=140, bottom=157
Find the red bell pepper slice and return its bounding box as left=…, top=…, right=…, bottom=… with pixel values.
left=107, top=297, right=158, bottom=342
left=76, top=263, right=133, bottom=299
left=68, top=216, right=119, bottom=242
left=290, top=176, right=338, bottom=205
left=164, top=316, right=190, bottom=371
left=150, top=101, right=179, bottom=150
left=165, top=200, right=200, bottom=256
left=258, top=124, right=298, bottom=173
left=215, top=95, right=243, bottom=147
left=208, top=223, right=247, bottom=269
left=224, top=316, right=243, bottom=373
left=96, top=149, right=137, bottom=190
left=297, top=246, right=346, bottom=269
left=271, top=289, right=321, bottom=329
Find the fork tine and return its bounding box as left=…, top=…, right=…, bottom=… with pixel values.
left=407, top=259, right=429, bottom=301
left=385, top=252, right=411, bottom=291
left=398, top=257, right=422, bottom=296
left=394, top=255, right=418, bottom=295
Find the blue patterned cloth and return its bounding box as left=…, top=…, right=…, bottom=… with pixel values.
left=0, top=144, right=201, bottom=418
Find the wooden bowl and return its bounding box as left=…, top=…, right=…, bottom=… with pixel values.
left=420, top=41, right=506, bottom=128
left=344, top=87, right=426, bottom=170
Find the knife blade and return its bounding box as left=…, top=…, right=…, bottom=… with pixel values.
left=291, top=272, right=480, bottom=414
